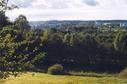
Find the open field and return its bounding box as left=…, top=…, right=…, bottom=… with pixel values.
left=0, top=72, right=127, bottom=84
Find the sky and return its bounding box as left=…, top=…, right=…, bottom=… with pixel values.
left=6, top=0, right=127, bottom=21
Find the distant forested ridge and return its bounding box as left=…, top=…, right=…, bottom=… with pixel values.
left=30, top=20, right=127, bottom=29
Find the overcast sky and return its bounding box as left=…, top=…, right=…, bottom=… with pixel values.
left=6, top=0, right=127, bottom=21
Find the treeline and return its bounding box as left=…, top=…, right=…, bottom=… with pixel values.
left=38, top=28, right=127, bottom=72
left=0, top=13, right=127, bottom=73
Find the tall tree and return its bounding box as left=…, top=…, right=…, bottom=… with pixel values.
left=0, top=0, right=17, bottom=27
left=0, top=0, right=18, bottom=13
left=114, top=31, right=127, bottom=54
left=14, top=15, right=30, bottom=33
left=0, top=0, right=9, bottom=12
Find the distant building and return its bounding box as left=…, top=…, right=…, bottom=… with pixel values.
left=95, top=20, right=127, bottom=28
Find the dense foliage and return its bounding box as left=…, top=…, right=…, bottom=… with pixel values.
left=1, top=16, right=127, bottom=73
left=0, top=15, right=46, bottom=73
left=0, top=1, right=127, bottom=74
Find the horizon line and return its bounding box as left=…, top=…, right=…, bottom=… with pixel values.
left=29, top=19, right=127, bottom=22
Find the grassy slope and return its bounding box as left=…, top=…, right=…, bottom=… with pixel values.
left=1, top=72, right=127, bottom=84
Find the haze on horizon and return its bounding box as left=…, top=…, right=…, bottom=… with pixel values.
left=6, top=0, right=127, bottom=21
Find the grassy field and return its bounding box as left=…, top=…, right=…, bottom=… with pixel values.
left=0, top=72, right=127, bottom=84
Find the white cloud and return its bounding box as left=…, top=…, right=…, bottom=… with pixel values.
left=6, top=0, right=127, bottom=21
left=9, top=0, right=34, bottom=8
left=82, top=0, right=99, bottom=6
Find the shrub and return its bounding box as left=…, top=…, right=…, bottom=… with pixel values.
left=0, top=72, right=5, bottom=79
left=0, top=72, right=9, bottom=79
left=47, top=64, right=63, bottom=75
left=119, top=68, right=127, bottom=78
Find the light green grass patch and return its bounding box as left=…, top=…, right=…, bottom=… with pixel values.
left=1, top=72, right=127, bottom=84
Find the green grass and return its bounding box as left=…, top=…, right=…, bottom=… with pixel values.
left=1, top=72, right=127, bottom=84
left=68, top=71, right=117, bottom=78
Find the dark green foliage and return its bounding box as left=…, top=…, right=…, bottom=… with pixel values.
left=0, top=0, right=17, bottom=27
left=114, top=31, right=127, bottom=54
left=1, top=10, right=127, bottom=75
left=0, top=12, right=11, bottom=27
left=14, top=15, right=30, bottom=35
left=0, top=28, right=46, bottom=71
left=47, top=64, right=64, bottom=75
left=0, top=22, right=126, bottom=73
left=0, top=15, right=46, bottom=73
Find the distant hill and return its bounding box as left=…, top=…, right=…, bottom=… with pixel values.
left=30, top=20, right=127, bottom=29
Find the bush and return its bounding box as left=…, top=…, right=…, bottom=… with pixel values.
left=119, top=68, right=127, bottom=78
left=0, top=72, right=9, bottom=79
left=0, top=72, right=5, bottom=79
left=47, top=64, right=63, bottom=75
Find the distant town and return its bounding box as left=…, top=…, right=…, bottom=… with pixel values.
left=30, top=20, right=127, bottom=29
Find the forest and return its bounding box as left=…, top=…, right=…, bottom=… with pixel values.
left=0, top=10, right=127, bottom=72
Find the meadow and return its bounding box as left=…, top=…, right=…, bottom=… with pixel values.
left=0, top=72, right=127, bottom=84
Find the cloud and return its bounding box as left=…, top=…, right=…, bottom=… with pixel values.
left=82, top=0, right=99, bottom=6
left=9, top=0, right=34, bottom=8
left=44, top=0, right=70, bottom=9
left=6, top=0, right=127, bottom=21
left=124, top=0, right=127, bottom=4
left=31, top=0, right=72, bottom=9
left=10, top=0, right=99, bottom=9
left=19, top=0, right=99, bottom=9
